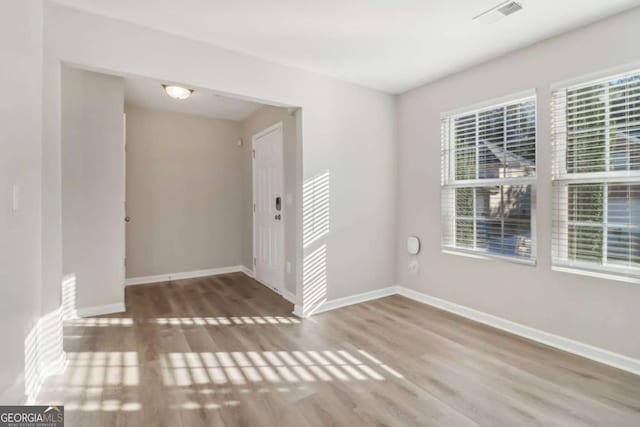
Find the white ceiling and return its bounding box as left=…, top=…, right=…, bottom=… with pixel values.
left=52, top=0, right=640, bottom=94
left=124, top=75, right=263, bottom=121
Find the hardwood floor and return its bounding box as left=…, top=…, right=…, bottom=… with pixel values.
left=37, top=272, right=640, bottom=426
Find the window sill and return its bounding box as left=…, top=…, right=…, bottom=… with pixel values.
left=442, top=247, right=536, bottom=266
left=552, top=263, right=640, bottom=285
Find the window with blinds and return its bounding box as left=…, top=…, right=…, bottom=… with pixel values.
left=441, top=93, right=537, bottom=262
left=552, top=69, right=640, bottom=279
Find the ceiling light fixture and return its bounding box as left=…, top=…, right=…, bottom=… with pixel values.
left=162, top=84, right=193, bottom=100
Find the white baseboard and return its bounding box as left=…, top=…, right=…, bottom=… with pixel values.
left=307, top=286, right=397, bottom=317
left=239, top=266, right=255, bottom=278
left=281, top=288, right=296, bottom=304
left=247, top=271, right=297, bottom=305
left=293, top=304, right=305, bottom=318
left=77, top=302, right=126, bottom=318
left=125, top=265, right=247, bottom=286
left=395, top=286, right=640, bottom=376
left=292, top=284, right=640, bottom=375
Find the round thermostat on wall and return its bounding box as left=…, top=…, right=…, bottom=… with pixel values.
left=407, top=236, right=420, bottom=255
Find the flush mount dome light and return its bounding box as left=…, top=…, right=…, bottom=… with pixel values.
left=162, top=84, right=193, bottom=100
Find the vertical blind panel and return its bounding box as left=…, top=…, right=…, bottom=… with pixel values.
left=442, top=97, right=537, bottom=184
left=441, top=185, right=533, bottom=259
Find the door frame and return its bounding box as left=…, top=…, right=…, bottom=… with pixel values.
left=252, top=121, right=285, bottom=294
left=122, top=112, right=127, bottom=289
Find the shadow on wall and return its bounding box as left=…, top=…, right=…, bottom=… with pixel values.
left=302, top=170, right=330, bottom=316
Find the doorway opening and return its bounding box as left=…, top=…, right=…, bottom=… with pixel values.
left=60, top=64, right=301, bottom=317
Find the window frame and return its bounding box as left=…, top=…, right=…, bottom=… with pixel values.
left=551, top=66, right=640, bottom=282
left=440, top=90, right=538, bottom=265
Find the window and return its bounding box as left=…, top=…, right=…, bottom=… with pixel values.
left=441, top=92, right=537, bottom=262
left=552, top=69, right=640, bottom=279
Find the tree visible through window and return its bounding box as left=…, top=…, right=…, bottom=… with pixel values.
left=441, top=94, right=536, bottom=261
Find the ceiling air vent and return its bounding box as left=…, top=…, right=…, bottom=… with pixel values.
left=497, top=1, right=523, bottom=16
left=473, top=1, right=523, bottom=24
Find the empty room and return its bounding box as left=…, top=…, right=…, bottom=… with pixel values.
left=1, top=1, right=639, bottom=426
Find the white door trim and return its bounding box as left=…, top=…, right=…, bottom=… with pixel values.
left=122, top=112, right=127, bottom=290
left=252, top=121, right=284, bottom=143
left=252, top=121, right=285, bottom=294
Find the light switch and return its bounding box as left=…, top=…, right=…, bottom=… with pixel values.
left=12, top=184, right=19, bottom=212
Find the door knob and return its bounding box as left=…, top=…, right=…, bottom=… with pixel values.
left=125, top=216, right=131, bottom=222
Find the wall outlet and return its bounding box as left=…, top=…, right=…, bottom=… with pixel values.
left=409, top=259, right=420, bottom=274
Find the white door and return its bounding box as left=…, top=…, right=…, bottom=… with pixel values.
left=253, top=123, right=284, bottom=293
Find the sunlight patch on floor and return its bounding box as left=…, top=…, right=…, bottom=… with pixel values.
left=155, top=316, right=300, bottom=325
left=159, top=349, right=394, bottom=388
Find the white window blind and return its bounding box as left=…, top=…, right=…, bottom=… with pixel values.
left=441, top=94, right=536, bottom=262
left=552, top=69, right=640, bottom=279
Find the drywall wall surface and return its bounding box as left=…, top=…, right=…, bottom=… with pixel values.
left=241, top=106, right=298, bottom=295
left=42, top=3, right=396, bottom=313
left=61, top=67, right=125, bottom=311
left=0, top=0, right=44, bottom=403
left=396, top=7, right=640, bottom=358
left=125, top=105, right=244, bottom=277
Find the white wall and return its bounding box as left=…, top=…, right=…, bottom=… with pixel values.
left=42, top=3, right=396, bottom=314
left=125, top=104, right=244, bottom=278
left=396, top=8, right=640, bottom=359
left=61, top=67, right=125, bottom=311
left=241, top=106, right=299, bottom=295
left=0, top=0, right=50, bottom=403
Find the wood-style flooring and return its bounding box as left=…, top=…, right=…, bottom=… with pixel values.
left=37, top=272, right=640, bottom=426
